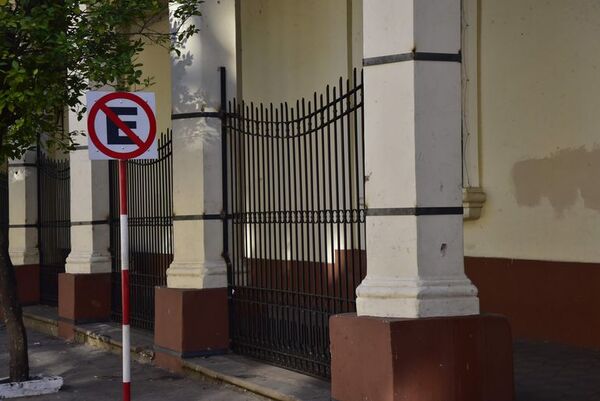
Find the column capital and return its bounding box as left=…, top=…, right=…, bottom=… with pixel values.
left=64, top=251, right=111, bottom=274
left=166, top=260, right=227, bottom=289
left=357, top=277, right=478, bottom=318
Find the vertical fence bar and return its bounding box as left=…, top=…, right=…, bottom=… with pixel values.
left=226, top=72, right=366, bottom=378
left=37, top=145, right=71, bottom=307
left=108, top=130, right=173, bottom=330
left=220, top=67, right=229, bottom=276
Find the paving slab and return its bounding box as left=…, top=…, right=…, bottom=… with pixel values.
left=21, top=305, right=332, bottom=401
left=514, top=340, right=600, bottom=401
left=185, top=354, right=330, bottom=401
left=0, top=325, right=268, bottom=401
left=20, top=305, right=600, bottom=401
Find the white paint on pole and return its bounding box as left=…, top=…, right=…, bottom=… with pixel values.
left=122, top=324, right=131, bottom=383
left=120, top=215, right=129, bottom=270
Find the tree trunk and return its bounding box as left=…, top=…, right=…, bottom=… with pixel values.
left=0, top=211, right=29, bottom=382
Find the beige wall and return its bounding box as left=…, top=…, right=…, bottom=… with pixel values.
left=238, top=0, right=361, bottom=104
left=135, top=13, right=172, bottom=136
left=464, top=0, right=600, bottom=263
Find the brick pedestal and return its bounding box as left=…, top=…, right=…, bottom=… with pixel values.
left=58, top=273, right=111, bottom=339
left=0, top=265, right=39, bottom=321
left=330, top=313, right=514, bottom=401
left=15, top=264, right=40, bottom=305
left=154, top=287, right=229, bottom=372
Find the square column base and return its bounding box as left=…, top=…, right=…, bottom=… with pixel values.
left=330, top=313, right=514, bottom=401
left=58, top=273, right=111, bottom=340
left=154, top=287, right=229, bottom=372
left=15, top=264, right=40, bottom=305
left=0, top=265, right=39, bottom=321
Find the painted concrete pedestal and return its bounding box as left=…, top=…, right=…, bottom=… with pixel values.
left=0, top=265, right=39, bottom=321
left=153, top=287, right=229, bottom=372
left=330, top=313, right=514, bottom=401
left=57, top=273, right=111, bottom=340
left=13, top=265, right=40, bottom=306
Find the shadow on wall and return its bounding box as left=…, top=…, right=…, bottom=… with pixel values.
left=169, top=0, right=237, bottom=151
left=171, top=50, right=221, bottom=151
left=171, top=51, right=208, bottom=113
left=512, top=146, right=600, bottom=216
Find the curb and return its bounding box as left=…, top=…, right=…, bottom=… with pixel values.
left=21, top=310, right=298, bottom=401
left=182, top=360, right=302, bottom=401
left=23, top=311, right=58, bottom=338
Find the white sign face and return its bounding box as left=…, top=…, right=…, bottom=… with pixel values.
left=86, top=91, right=158, bottom=160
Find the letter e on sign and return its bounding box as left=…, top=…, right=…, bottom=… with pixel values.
left=86, top=92, right=158, bottom=160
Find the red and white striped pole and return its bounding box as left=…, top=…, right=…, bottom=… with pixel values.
left=118, top=159, right=131, bottom=401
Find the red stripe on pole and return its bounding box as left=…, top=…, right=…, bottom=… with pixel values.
left=121, top=269, right=130, bottom=325
left=119, top=160, right=128, bottom=215
left=123, top=382, right=131, bottom=401
left=118, top=156, right=130, bottom=401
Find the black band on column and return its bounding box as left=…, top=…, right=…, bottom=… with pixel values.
left=363, top=52, right=461, bottom=67
left=367, top=207, right=463, bottom=216
left=8, top=163, right=37, bottom=168
left=70, top=220, right=109, bottom=226
left=172, top=214, right=229, bottom=221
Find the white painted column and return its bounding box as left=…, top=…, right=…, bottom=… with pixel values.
left=8, top=151, right=39, bottom=266
left=356, top=0, right=479, bottom=318
left=166, top=0, right=237, bottom=289
left=64, top=110, right=111, bottom=274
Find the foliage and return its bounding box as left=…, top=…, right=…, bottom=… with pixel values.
left=0, top=0, right=202, bottom=161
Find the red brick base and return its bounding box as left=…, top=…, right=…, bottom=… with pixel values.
left=58, top=273, right=111, bottom=340
left=0, top=265, right=40, bottom=321
left=330, top=313, right=514, bottom=401
left=14, top=264, right=40, bottom=305
left=154, top=287, right=229, bottom=371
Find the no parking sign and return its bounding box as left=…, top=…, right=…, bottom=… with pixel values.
left=86, top=91, right=158, bottom=160
left=86, top=90, right=159, bottom=401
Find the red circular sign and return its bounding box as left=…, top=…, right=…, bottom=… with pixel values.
left=87, top=92, right=157, bottom=160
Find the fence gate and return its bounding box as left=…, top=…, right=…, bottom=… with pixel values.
left=225, top=71, right=366, bottom=378
left=109, top=131, right=173, bottom=331
left=38, top=152, right=71, bottom=306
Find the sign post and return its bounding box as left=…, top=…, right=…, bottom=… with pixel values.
left=86, top=91, right=157, bottom=401
left=119, top=159, right=130, bottom=401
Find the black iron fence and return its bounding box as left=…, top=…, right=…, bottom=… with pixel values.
left=38, top=152, right=71, bottom=306
left=225, top=70, right=366, bottom=378
left=109, top=130, right=173, bottom=331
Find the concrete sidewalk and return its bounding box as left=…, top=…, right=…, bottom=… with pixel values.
left=0, top=325, right=268, bottom=401
left=5, top=316, right=600, bottom=401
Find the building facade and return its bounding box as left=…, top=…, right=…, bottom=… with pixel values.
left=4, top=1, right=600, bottom=400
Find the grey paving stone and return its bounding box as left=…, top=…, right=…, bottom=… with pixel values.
left=0, top=325, right=268, bottom=401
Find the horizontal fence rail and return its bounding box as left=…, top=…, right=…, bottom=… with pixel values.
left=225, top=70, right=366, bottom=378
left=38, top=152, right=71, bottom=306
left=109, top=130, right=173, bottom=331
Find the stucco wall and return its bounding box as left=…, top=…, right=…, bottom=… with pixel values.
left=135, top=12, right=172, bottom=136
left=238, top=0, right=360, bottom=105
left=464, top=0, right=600, bottom=263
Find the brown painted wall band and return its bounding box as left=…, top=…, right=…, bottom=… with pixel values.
left=466, top=256, right=600, bottom=349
